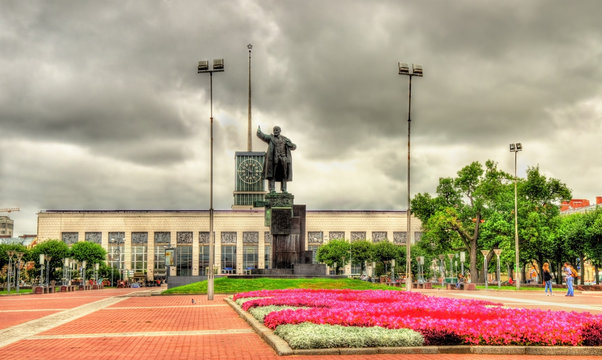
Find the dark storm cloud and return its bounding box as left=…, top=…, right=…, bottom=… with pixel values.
left=2, top=0, right=602, bottom=234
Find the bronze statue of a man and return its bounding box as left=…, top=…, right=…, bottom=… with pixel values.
left=257, top=125, right=296, bottom=193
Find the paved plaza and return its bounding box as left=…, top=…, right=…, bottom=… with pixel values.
left=0, top=287, right=600, bottom=360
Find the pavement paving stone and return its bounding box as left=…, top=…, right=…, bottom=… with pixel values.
left=41, top=305, right=248, bottom=335
left=1, top=288, right=601, bottom=360
left=0, top=311, right=59, bottom=329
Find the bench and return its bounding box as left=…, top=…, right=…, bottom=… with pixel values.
left=412, top=282, right=432, bottom=289
left=462, top=283, right=476, bottom=290
left=446, top=283, right=476, bottom=290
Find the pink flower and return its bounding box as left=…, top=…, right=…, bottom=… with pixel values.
left=235, top=289, right=602, bottom=346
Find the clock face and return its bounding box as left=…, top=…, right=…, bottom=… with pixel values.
left=237, top=158, right=263, bottom=184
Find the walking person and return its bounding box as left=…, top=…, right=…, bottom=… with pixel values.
left=563, top=262, right=574, bottom=297
left=542, top=262, right=553, bottom=296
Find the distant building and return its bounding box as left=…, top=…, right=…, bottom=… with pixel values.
left=0, top=216, right=14, bottom=236
left=560, top=196, right=602, bottom=214
left=0, top=234, right=36, bottom=246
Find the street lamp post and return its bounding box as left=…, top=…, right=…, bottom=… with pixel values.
left=198, top=58, right=225, bottom=301
left=45, top=255, right=52, bottom=288
left=15, top=252, right=24, bottom=293
left=481, top=250, right=489, bottom=289
left=494, top=248, right=502, bottom=288
left=509, top=142, right=522, bottom=290
left=398, top=62, right=423, bottom=292
left=416, top=256, right=424, bottom=283
left=439, top=254, right=445, bottom=287
left=82, top=260, right=87, bottom=287
left=6, top=250, right=15, bottom=293
left=39, top=254, right=45, bottom=287
left=447, top=254, right=455, bottom=279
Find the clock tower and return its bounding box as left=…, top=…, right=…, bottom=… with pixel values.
left=233, top=151, right=266, bottom=209
left=232, top=44, right=266, bottom=209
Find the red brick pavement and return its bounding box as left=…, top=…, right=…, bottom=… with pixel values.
left=0, top=289, right=600, bottom=360
left=0, top=311, right=58, bottom=329
left=41, top=304, right=248, bottom=334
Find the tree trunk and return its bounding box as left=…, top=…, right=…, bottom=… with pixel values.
left=470, top=239, right=478, bottom=284
left=595, top=264, right=599, bottom=285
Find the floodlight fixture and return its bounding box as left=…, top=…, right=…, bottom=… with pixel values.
left=212, top=58, right=224, bottom=71
left=412, top=64, right=423, bottom=77
left=398, top=62, right=410, bottom=75
left=197, top=60, right=209, bottom=72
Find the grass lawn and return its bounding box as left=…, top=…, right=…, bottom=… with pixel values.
left=162, top=277, right=399, bottom=294
left=1, top=288, right=33, bottom=295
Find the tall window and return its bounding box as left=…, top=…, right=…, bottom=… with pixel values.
left=243, top=245, right=258, bottom=270
left=131, top=232, right=148, bottom=274
left=221, top=245, right=236, bottom=273
left=131, top=246, right=147, bottom=273
left=108, top=232, right=125, bottom=277
left=308, top=245, right=320, bottom=264
left=264, top=245, right=272, bottom=269
left=108, top=245, right=124, bottom=274
left=199, top=245, right=209, bottom=275
left=351, top=260, right=362, bottom=275
left=176, top=246, right=192, bottom=276
left=154, top=232, right=170, bottom=277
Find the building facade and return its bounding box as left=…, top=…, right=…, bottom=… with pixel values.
left=0, top=216, right=14, bottom=236
left=37, top=209, right=421, bottom=280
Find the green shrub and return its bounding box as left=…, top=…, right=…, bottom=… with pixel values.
left=274, top=322, right=424, bottom=349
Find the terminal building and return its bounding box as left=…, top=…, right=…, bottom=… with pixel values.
left=36, top=209, right=421, bottom=282
left=36, top=152, right=421, bottom=282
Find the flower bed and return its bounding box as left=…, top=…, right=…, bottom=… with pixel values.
left=234, top=289, right=602, bottom=347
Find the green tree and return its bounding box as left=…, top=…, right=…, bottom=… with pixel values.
left=349, top=240, right=373, bottom=274
left=71, top=242, right=106, bottom=265
left=316, top=239, right=350, bottom=274
left=411, top=161, right=510, bottom=282
left=30, top=240, right=70, bottom=283
left=517, top=166, right=571, bottom=283
left=585, top=208, right=602, bottom=284
left=371, top=241, right=399, bottom=277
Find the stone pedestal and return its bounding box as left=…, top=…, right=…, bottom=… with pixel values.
left=264, top=193, right=307, bottom=270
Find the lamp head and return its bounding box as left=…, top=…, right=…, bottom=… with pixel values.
left=412, top=64, right=423, bottom=77
left=398, top=62, right=410, bottom=75
left=197, top=60, right=209, bottom=72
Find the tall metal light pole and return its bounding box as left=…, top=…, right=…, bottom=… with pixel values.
left=494, top=248, right=502, bottom=288
left=198, top=58, right=225, bottom=301
left=45, top=255, right=52, bottom=287
left=481, top=249, right=489, bottom=289
left=398, top=62, right=423, bottom=291
left=6, top=250, right=15, bottom=293
left=39, top=254, right=45, bottom=287
left=247, top=44, right=253, bottom=152
left=510, top=142, right=522, bottom=290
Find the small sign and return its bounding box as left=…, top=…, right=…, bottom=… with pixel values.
left=165, top=248, right=175, bottom=266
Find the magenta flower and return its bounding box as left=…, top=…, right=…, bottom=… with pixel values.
left=234, top=289, right=602, bottom=346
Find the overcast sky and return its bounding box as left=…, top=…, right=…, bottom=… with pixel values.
left=2, top=0, right=602, bottom=235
